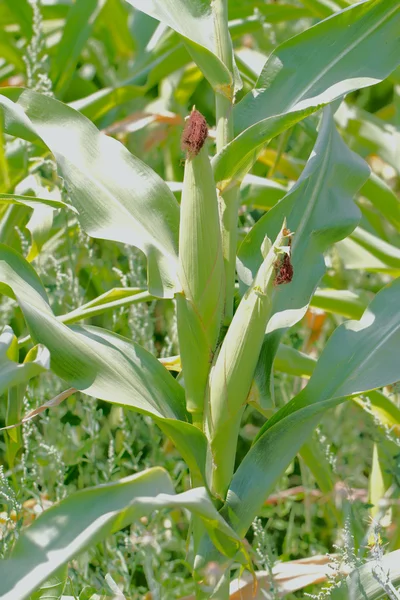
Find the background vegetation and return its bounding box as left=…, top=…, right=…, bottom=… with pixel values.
left=1, top=0, right=400, bottom=598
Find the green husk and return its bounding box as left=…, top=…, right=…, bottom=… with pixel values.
left=177, top=142, right=224, bottom=421
left=206, top=223, right=290, bottom=498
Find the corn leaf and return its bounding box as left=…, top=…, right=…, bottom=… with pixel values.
left=0, top=89, right=180, bottom=298
left=220, top=277, right=400, bottom=537
left=0, top=326, right=49, bottom=396
left=350, top=226, right=400, bottom=270
left=310, top=288, right=367, bottom=319
left=50, top=0, right=106, bottom=98
left=0, top=468, right=242, bottom=600
left=329, top=549, right=400, bottom=599
left=0, top=193, right=75, bottom=212
left=335, top=237, right=400, bottom=275
left=235, top=0, right=400, bottom=133
left=125, top=0, right=237, bottom=94
left=214, top=0, right=400, bottom=186
left=0, top=244, right=209, bottom=483
left=237, top=107, right=369, bottom=409
left=361, top=172, right=400, bottom=230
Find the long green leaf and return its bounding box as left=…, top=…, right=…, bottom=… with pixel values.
left=0, top=468, right=243, bottom=600
left=237, top=107, right=369, bottom=408
left=336, top=236, right=400, bottom=275
left=51, top=0, right=106, bottom=97
left=124, top=0, right=237, bottom=94
left=0, top=193, right=75, bottom=212
left=350, top=227, right=400, bottom=270
left=274, top=343, right=316, bottom=378
left=0, top=244, right=209, bottom=483
left=310, top=288, right=367, bottom=319
left=330, top=549, right=400, bottom=599
left=300, top=0, right=344, bottom=18
left=336, top=101, right=400, bottom=175
left=69, top=85, right=145, bottom=122
left=221, top=277, right=400, bottom=537
left=361, top=172, right=400, bottom=230
left=213, top=106, right=319, bottom=191
left=3, top=0, right=32, bottom=38
left=228, top=1, right=312, bottom=21
left=18, top=288, right=153, bottom=348
left=235, top=0, right=400, bottom=133
left=239, top=174, right=288, bottom=210
left=0, top=89, right=180, bottom=298
left=0, top=326, right=49, bottom=396
left=214, top=0, right=400, bottom=186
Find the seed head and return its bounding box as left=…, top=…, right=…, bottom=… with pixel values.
left=181, top=109, right=208, bottom=158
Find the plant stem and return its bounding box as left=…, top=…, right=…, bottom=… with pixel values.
left=213, top=0, right=239, bottom=324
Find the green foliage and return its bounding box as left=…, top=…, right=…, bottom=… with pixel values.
left=0, top=0, right=400, bottom=598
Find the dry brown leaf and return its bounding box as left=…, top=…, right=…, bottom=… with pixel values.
left=0, top=388, right=77, bottom=432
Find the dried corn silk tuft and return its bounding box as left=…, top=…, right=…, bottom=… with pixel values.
left=181, top=109, right=208, bottom=158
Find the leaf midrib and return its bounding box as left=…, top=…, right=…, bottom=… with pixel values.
left=290, top=3, right=400, bottom=109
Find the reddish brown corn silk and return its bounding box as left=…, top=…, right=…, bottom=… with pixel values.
left=274, top=253, right=294, bottom=285
left=181, top=109, right=208, bottom=158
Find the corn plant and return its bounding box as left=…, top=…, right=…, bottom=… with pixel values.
left=1, top=0, right=400, bottom=598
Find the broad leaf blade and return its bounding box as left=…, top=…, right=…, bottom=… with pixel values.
left=0, top=89, right=180, bottom=298
left=330, top=549, right=400, bottom=599
left=0, top=468, right=242, bottom=600
left=237, top=107, right=369, bottom=408
left=125, top=0, right=236, bottom=93
left=235, top=0, right=400, bottom=133
left=221, top=278, right=400, bottom=537
left=0, top=244, right=210, bottom=483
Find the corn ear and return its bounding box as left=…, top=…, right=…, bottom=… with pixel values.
left=177, top=130, right=224, bottom=421
left=206, top=222, right=290, bottom=498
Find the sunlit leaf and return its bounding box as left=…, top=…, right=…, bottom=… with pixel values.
left=330, top=549, right=400, bottom=599
left=125, top=0, right=238, bottom=94
left=237, top=107, right=369, bottom=408
left=0, top=89, right=180, bottom=297
left=0, top=326, right=49, bottom=397
left=0, top=244, right=209, bottom=483
left=0, top=468, right=243, bottom=600
left=235, top=1, right=400, bottom=133
left=221, top=277, right=400, bottom=537
left=214, top=0, right=400, bottom=186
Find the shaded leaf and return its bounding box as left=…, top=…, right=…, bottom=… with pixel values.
left=51, top=0, right=106, bottom=97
